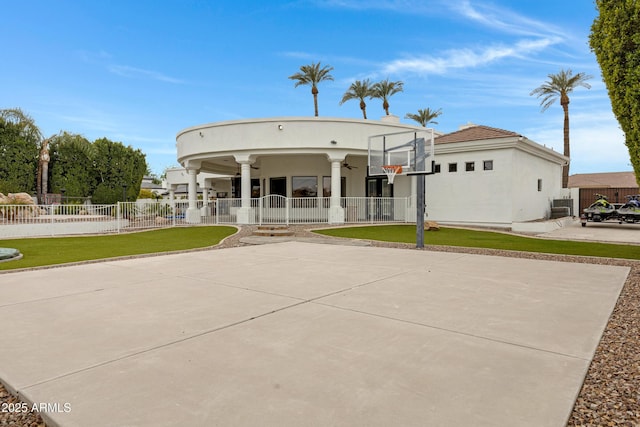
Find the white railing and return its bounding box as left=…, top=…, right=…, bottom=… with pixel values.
left=215, top=196, right=411, bottom=225
left=0, top=197, right=410, bottom=238
left=0, top=203, right=121, bottom=238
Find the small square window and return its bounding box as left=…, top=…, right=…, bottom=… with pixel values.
left=483, top=160, right=493, bottom=171
left=465, top=162, right=475, bottom=172
left=448, top=163, right=457, bottom=172
left=434, top=164, right=441, bottom=173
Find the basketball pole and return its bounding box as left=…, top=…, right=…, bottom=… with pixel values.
left=414, top=131, right=426, bottom=249
left=416, top=173, right=425, bottom=248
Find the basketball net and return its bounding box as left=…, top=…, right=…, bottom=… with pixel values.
left=382, top=165, right=402, bottom=185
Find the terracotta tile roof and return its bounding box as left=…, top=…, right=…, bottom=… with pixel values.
left=568, top=171, right=638, bottom=188
left=435, top=125, right=521, bottom=144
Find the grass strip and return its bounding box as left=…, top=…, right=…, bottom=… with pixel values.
left=0, top=226, right=237, bottom=270
left=314, top=225, right=640, bottom=260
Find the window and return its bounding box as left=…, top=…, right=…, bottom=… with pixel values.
left=322, top=176, right=347, bottom=197
left=270, top=177, right=286, bottom=197
left=537, top=179, right=543, bottom=192
left=483, top=160, right=493, bottom=171
left=465, top=162, right=475, bottom=172
left=448, top=163, right=457, bottom=172
left=434, top=164, right=441, bottom=173
left=292, top=176, right=318, bottom=197
left=232, top=178, right=260, bottom=198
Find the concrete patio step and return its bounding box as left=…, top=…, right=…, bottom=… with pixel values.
left=253, top=225, right=294, bottom=237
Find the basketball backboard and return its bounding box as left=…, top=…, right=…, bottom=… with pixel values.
left=368, top=129, right=435, bottom=177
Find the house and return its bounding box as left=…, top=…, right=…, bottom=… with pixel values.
left=140, top=175, right=165, bottom=197
left=171, top=117, right=568, bottom=228
left=428, top=124, right=568, bottom=226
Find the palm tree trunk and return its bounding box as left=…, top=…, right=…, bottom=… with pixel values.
left=312, top=86, right=319, bottom=117
left=562, top=101, right=570, bottom=188
left=313, top=94, right=319, bottom=116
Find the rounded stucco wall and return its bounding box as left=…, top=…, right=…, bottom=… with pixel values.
left=176, top=117, right=424, bottom=173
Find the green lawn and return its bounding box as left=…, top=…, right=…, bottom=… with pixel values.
left=0, top=226, right=237, bottom=270
left=314, top=225, right=640, bottom=260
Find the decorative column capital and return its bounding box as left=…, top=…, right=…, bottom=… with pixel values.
left=326, top=152, right=347, bottom=163
left=184, top=160, right=202, bottom=171
left=233, top=154, right=256, bottom=164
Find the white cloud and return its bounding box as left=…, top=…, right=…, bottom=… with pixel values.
left=449, top=1, right=566, bottom=39
left=108, top=65, right=185, bottom=84
left=381, top=37, right=561, bottom=76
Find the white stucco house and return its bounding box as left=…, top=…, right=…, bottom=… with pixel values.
left=168, top=116, right=569, bottom=229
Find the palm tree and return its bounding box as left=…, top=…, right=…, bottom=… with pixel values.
left=288, top=62, right=334, bottom=117
left=530, top=69, right=592, bottom=188
left=339, top=79, right=374, bottom=119
left=371, top=79, right=404, bottom=115
left=0, top=108, right=42, bottom=142
left=405, top=108, right=442, bottom=127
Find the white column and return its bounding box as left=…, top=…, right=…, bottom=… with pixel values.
left=327, top=155, right=345, bottom=224
left=241, top=162, right=251, bottom=208
left=235, top=156, right=256, bottom=224
left=169, top=186, right=176, bottom=226
left=331, top=160, right=341, bottom=205
left=200, top=187, right=209, bottom=216
left=185, top=166, right=201, bottom=223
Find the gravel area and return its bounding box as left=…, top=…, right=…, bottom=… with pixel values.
left=1, top=224, right=638, bottom=426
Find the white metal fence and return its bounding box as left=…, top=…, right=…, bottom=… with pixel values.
left=215, top=196, right=411, bottom=225
left=0, top=196, right=410, bottom=238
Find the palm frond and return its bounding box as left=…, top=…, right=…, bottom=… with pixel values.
left=339, top=79, right=372, bottom=105
left=530, top=69, right=593, bottom=111
left=405, top=108, right=442, bottom=127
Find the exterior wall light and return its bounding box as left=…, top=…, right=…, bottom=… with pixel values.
left=331, top=140, right=337, bottom=145
left=278, top=124, right=283, bottom=130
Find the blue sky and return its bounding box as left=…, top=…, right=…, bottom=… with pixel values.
left=2, top=0, right=631, bottom=176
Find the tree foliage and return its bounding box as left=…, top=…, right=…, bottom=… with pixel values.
left=49, top=132, right=95, bottom=198
left=288, top=62, right=334, bottom=117
left=405, top=108, right=443, bottom=127
left=92, top=138, right=147, bottom=204
left=46, top=134, right=147, bottom=203
left=590, top=1, right=640, bottom=185
left=371, top=79, right=404, bottom=116
left=340, top=79, right=374, bottom=119
left=0, top=108, right=43, bottom=143
left=1, top=108, right=148, bottom=203
left=0, top=109, right=40, bottom=194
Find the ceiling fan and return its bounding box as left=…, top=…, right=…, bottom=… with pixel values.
left=342, top=162, right=358, bottom=170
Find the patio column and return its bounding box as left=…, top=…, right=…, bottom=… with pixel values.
left=185, top=161, right=201, bottom=223
left=327, top=154, right=345, bottom=224
left=201, top=187, right=208, bottom=213
left=240, top=162, right=251, bottom=208
left=234, top=155, right=256, bottom=224
left=168, top=185, right=176, bottom=225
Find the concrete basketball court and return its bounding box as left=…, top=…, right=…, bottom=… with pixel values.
left=0, top=241, right=630, bottom=427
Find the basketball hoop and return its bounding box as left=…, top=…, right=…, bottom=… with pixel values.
left=382, top=165, right=402, bottom=184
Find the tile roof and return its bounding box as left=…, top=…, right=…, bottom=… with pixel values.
left=568, top=171, right=638, bottom=188
left=435, top=125, right=521, bottom=144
